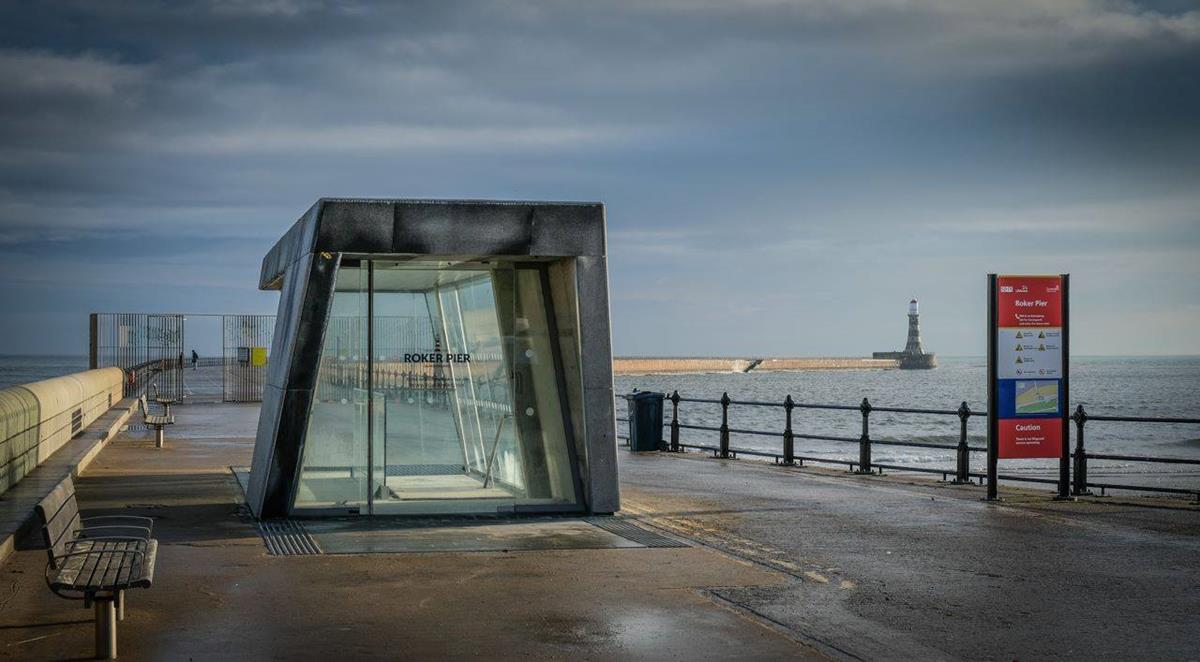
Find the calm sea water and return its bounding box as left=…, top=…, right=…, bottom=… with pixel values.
left=2, top=354, right=1196, bottom=489
left=617, top=356, right=1200, bottom=490
left=0, top=355, right=89, bottom=390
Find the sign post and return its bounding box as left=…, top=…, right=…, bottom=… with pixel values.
left=986, top=274, right=1070, bottom=500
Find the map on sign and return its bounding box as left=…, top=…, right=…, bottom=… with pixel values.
left=997, top=327, right=1062, bottom=379
left=1014, top=380, right=1059, bottom=415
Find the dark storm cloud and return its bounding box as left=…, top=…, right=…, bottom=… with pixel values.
left=0, top=0, right=1198, bottom=354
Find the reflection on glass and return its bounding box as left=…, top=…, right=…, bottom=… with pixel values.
left=293, top=259, right=579, bottom=514
left=295, top=263, right=369, bottom=508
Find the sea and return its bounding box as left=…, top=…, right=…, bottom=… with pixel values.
left=616, top=356, right=1200, bottom=492
left=2, top=354, right=1197, bottom=492
left=0, top=355, right=90, bottom=390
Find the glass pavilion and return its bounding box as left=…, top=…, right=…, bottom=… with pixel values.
left=247, top=199, right=618, bottom=519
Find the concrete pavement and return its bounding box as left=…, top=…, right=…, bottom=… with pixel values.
left=1, top=400, right=1197, bottom=660
left=620, top=451, right=1200, bottom=660
left=0, top=403, right=819, bottom=661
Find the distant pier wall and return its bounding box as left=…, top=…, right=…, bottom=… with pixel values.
left=872, top=352, right=938, bottom=369
left=0, top=368, right=124, bottom=496
left=613, top=357, right=898, bottom=375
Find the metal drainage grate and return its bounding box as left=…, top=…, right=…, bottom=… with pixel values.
left=258, top=519, right=322, bottom=556
left=588, top=517, right=689, bottom=548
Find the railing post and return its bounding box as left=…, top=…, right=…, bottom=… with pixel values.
left=718, top=392, right=731, bottom=459
left=954, top=401, right=971, bottom=484
left=857, top=397, right=873, bottom=474
left=1072, top=404, right=1091, bottom=495
left=782, top=395, right=795, bottom=466
left=669, top=390, right=681, bottom=452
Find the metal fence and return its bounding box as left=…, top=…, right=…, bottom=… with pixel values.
left=223, top=315, right=274, bottom=402
left=1068, top=406, right=1200, bottom=499
left=618, top=391, right=1200, bottom=503
left=91, top=313, right=186, bottom=398
left=91, top=313, right=276, bottom=402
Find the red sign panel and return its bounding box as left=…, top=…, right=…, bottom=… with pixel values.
left=997, top=276, right=1063, bottom=327
left=995, top=274, right=1065, bottom=460
left=998, top=418, right=1062, bottom=459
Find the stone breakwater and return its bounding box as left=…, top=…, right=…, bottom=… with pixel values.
left=612, top=357, right=899, bottom=375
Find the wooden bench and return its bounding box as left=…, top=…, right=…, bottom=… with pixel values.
left=35, top=476, right=157, bottom=660
left=137, top=395, right=174, bottom=449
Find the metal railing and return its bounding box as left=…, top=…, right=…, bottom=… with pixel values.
left=124, top=356, right=258, bottom=398
left=1069, top=405, right=1200, bottom=499
left=618, top=391, right=1200, bottom=503
left=125, top=359, right=167, bottom=397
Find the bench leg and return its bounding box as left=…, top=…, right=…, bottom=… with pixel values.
left=155, top=426, right=164, bottom=449
left=95, top=598, right=117, bottom=659
left=117, top=590, right=124, bottom=621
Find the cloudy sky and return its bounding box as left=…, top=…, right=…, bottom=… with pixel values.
left=1, top=0, right=1198, bottom=357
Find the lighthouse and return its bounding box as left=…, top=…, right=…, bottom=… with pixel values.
left=904, top=299, right=924, bottom=355
left=872, top=298, right=937, bottom=369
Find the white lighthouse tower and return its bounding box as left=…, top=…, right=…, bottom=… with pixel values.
left=904, top=299, right=923, bottom=355
left=873, top=298, right=936, bottom=369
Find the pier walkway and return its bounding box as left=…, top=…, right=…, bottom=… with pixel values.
left=1, top=400, right=1198, bottom=660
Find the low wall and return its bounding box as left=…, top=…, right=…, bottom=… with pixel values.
left=613, top=357, right=898, bottom=375
left=0, top=367, right=124, bottom=495
left=755, top=358, right=899, bottom=371
left=613, top=358, right=757, bottom=375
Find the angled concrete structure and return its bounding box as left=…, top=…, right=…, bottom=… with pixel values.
left=248, top=199, right=617, bottom=519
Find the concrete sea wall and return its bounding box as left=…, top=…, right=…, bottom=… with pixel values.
left=613, top=357, right=899, bottom=375
left=0, top=368, right=124, bottom=496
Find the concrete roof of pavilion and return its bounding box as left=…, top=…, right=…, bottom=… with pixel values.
left=260, top=198, right=607, bottom=290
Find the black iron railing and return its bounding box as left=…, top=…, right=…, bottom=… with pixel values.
left=1069, top=405, right=1200, bottom=499
left=618, top=391, right=1200, bottom=503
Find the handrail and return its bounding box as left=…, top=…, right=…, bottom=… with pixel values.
left=617, top=391, right=1200, bottom=503
left=672, top=394, right=987, bottom=417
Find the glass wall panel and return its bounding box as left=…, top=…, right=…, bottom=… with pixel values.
left=509, top=268, right=577, bottom=502
left=294, top=263, right=369, bottom=509
left=372, top=261, right=578, bottom=514
left=293, top=258, right=579, bottom=515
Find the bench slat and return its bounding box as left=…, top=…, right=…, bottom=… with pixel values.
left=75, top=541, right=108, bottom=588
left=51, top=540, right=157, bottom=591
left=99, top=544, right=143, bottom=588
left=36, top=479, right=82, bottom=560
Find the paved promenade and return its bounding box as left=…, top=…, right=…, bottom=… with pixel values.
left=1, top=401, right=1197, bottom=660
left=621, top=453, right=1200, bottom=660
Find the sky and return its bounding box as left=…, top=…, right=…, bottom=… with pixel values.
left=1, top=0, right=1198, bottom=357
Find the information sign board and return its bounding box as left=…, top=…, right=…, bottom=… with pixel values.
left=987, top=274, right=1072, bottom=499
left=993, top=275, right=1067, bottom=459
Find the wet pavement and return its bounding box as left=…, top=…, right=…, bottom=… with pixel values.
left=620, top=452, right=1200, bottom=660
left=2, top=400, right=1197, bottom=660
left=0, top=402, right=818, bottom=661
